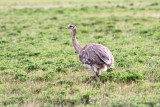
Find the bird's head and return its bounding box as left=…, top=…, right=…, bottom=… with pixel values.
left=67, top=24, right=77, bottom=31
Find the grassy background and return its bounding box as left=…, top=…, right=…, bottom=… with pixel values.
left=0, top=0, right=160, bottom=107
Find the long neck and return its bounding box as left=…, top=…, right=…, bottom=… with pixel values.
left=72, top=29, right=82, bottom=54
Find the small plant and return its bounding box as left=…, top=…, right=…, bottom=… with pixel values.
left=14, top=72, right=28, bottom=81
left=80, top=92, right=93, bottom=105
left=0, top=80, right=3, bottom=84
left=56, top=79, right=74, bottom=86
left=25, top=63, right=40, bottom=72
left=55, top=66, right=67, bottom=73
left=100, top=71, right=146, bottom=83
left=92, top=81, right=102, bottom=88
left=80, top=76, right=90, bottom=83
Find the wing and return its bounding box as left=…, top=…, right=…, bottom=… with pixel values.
left=92, top=44, right=113, bottom=65
left=79, top=44, right=113, bottom=65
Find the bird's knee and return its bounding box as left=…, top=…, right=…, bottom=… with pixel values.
left=96, top=71, right=101, bottom=77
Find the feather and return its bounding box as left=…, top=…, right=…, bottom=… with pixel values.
left=79, top=43, right=114, bottom=67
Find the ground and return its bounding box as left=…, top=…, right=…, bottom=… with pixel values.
left=0, top=0, right=160, bottom=107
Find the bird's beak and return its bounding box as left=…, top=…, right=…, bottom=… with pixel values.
left=59, top=27, right=68, bottom=29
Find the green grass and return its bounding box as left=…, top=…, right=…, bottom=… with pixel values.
left=0, top=0, right=160, bottom=107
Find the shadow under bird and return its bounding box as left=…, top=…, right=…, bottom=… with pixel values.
left=67, top=24, right=115, bottom=79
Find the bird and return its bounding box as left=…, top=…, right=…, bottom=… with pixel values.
left=67, top=24, right=114, bottom=78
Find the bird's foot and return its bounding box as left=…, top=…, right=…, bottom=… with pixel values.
left=86, top=76, right=95, bottom=84
left=86, top=76, right=99, bottom=84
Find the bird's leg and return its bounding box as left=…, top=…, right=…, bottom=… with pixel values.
left=95, top=71, right=100, bottom=81
left=86, top=76, right=95, bottom=84
left=87, top=66, right=100, bottom=83
left=86, top=66, right=99, bottom=84
left=86, top=75, right=99, bottom=84
left=91, top=66, right=99, bottom=80
left=95, top=72, right=100, bottom=78
left=91, top=66, right=97, bottom=76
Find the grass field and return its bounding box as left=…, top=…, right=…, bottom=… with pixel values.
left=0, top=0, right=160, bottom=107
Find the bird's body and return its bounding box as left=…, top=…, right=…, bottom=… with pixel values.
left=79, top=43, right=114, bottom=76
left=67, top=24, right=114, bottom=77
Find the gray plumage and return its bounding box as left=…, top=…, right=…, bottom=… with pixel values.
left=67, top=24, right=114, bottom=77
